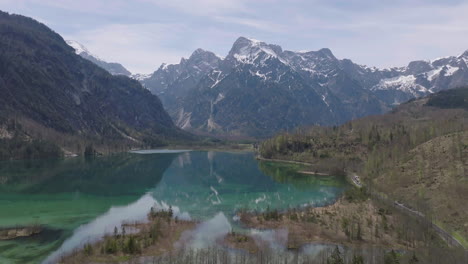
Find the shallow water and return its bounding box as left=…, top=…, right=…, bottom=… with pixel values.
left=0, top=151, right=347, bottom=263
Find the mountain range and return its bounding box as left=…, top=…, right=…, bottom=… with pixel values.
left=4, top=9, right=467, bottom=142
left=135, top=37, right=468, bottom=138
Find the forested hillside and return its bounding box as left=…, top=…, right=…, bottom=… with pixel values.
left=260, top=87, right=468, bottom=242
left=0, top=11, right=190, bottom=159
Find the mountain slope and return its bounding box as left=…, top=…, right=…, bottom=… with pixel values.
left=66, top=40, right=131, bottom=76
left=0, top=11, right=186, bottom=157
left=140, top=37, right=388, bottom=138
left=259, top=87, right=468, bottom=240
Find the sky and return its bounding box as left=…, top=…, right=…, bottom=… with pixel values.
left=1, top=0, right=468, bottom=74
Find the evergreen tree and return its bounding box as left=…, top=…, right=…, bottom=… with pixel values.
left=327, top=246, right=344, bottom=264
left=352, top=254, right=364, bottom=264
left=384, top=250, right=400, bottom=264
left=408, top=253, right=419, bottom=264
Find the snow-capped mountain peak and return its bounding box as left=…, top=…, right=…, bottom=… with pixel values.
left=66, top=40, right=131, bottom=76
left=227, top=36, right=285, bottom=65
left=66, top=40, right=98, bottom=58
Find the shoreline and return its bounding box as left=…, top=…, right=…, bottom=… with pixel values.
left=256, top=155, right=363, bottom=188
left=255, top=156, right=314, bottom=166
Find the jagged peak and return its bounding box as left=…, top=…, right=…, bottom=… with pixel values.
left=296, top=48, right=336, bottom=60
left=189, top=48, right=221, bottom=60
left=460, top=49, right=468, bottom=58
left=191, top=48, right=208, bottom=56
left=228, top=36, right=284, bottom=64
left=317, top=48, right=335, bottom=59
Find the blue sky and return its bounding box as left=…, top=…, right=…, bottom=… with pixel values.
left=1, top=0, right=468, bottom=74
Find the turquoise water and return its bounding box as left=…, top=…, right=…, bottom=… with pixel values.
left=0, top=151, right=347, bottom=263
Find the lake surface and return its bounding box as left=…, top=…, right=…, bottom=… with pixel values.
left=0, top=151, right=348, bottom=264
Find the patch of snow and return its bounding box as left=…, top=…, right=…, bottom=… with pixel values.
left=249, top=70, right=268, bottom=80
left=445, top=65, right=459, bottom=76
left=246, top=37, right=261, bottom=44
left=427, top=67, right=443, bottom=81
left=430, top=56, right=451, bottom=63
left=321, top=95, right=330, bottom=107
left=373, top=74, right=429, bottom=96
left=302, top=67, right=316, bottom=73
left=176, top=108, right=192, bottom=130
left=209, top=70, right=225, bottom=88
left=214, top=93, right=225, bottom=104
left=427, top=65, right=459, bottom=81
left=131, top=73, right=151, bottom=81
left=66, top=40, right=102, bottom=60
left=232, top=39, right=289, bottom=66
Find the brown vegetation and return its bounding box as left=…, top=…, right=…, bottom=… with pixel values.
left=259, top=93, right=468, bottom=243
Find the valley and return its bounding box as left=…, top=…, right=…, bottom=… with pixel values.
left=0, top=5, right=467, bottom=264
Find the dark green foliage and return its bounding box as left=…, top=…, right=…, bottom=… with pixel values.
left=384, top=250, right=400, bottom=264
left=408, top=253, right=419, bottom=264
left=352, top=254, right=364, bottom=264
left=344, top=187, right=369, bottom=203
left=83, top=243, right=93, bottom=256
left=149, top=207, right=173, bottom=221
left=356, top=222, right=363, bottom=241
left=84, top=144, right=95, bottom=157
left=104, top=238, right=118, bottom=254
left=123, top=235, right=141, bottom=254
left=263, top=206, right=280, bottom=221
left=426, top=87, right=468, bottom=110
left=327, top=246, right=344, bottom=264
left=0, top=137, right=63, bottom=160
left=149, top=221, right=162, bottom=244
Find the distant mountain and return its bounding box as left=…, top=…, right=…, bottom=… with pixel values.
left=365, top=53, right=468, bottom=105
left=137, top=37, right=468, bottom=138
left=139, top=37, right=387, bottom=138
left=0, top=11, right=187, bottom=157
left=66, top=40, right=132, bottom=76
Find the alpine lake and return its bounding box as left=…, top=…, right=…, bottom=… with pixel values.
left=0, top=150, right=348, bottom=263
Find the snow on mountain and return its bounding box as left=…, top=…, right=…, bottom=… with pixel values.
left=373, top=75, right=428, bottom=97
left=371, top=54, right=466, bottom=98
left=131, top=73, right=152, bottom=81
left=66, top=40, right=99, bottom=59
left=66, top=40, right=131, bottom=76
left=227, top=37, right=288, bottom=66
